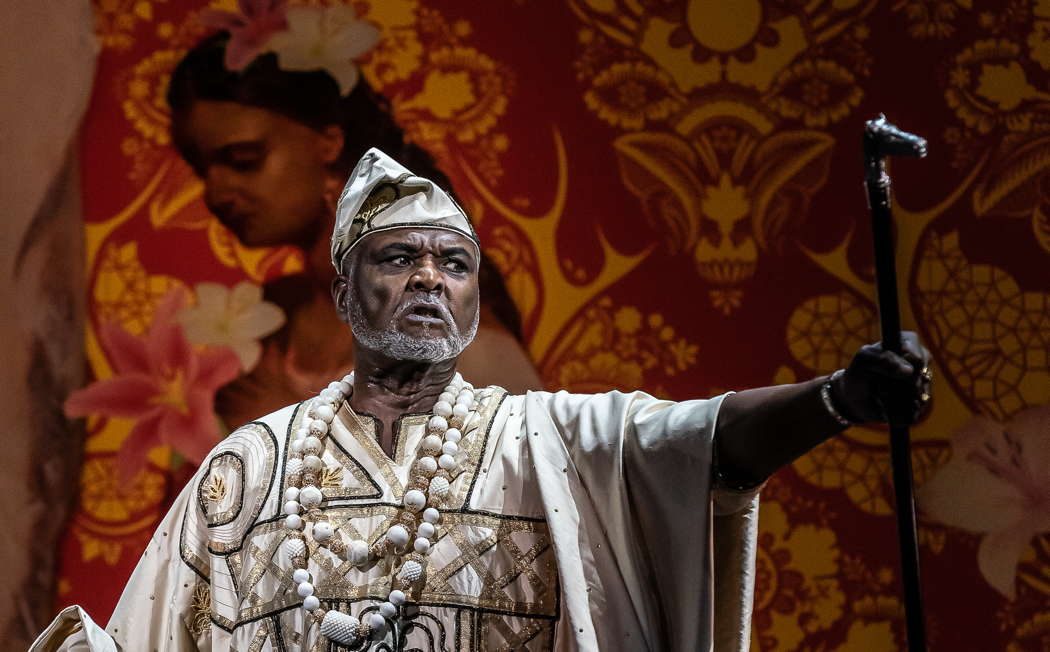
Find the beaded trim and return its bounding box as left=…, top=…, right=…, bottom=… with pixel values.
left=282, top=371, right=485, bottom=647
left=820, top=369, right=855, bottom=427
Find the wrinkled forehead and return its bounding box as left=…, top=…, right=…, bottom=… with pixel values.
left=345, top=227, right=481, bottom=269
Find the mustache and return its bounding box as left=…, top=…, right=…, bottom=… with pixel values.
left=392, top=294, right=456, bottom=327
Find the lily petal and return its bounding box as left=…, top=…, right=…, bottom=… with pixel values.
left=64, top=375, right=160, bottom=418
left=977, top=523, right=1037, bottom=599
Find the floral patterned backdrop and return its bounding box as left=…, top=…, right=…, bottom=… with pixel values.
left=55, top=0, right=1050, bottom=649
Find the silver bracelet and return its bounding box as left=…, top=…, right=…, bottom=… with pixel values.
left=820, top=369, right=855, bottom=427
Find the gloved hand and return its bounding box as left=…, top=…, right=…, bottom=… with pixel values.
left=830, top=331, right=932, bottom=424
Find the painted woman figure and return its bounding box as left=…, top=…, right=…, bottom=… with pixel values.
left=166, top=16, right=542, bottom=427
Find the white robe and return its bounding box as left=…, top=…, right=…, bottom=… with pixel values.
left=34, top=387, right=760, bottom=652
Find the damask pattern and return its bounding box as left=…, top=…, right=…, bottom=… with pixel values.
left=55, top=0, right=1050, bottom=650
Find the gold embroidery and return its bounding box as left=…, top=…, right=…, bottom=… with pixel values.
left=320, top=465, right=343, bottom=490
left=189, top=581, right=210, bottom=638
left=205, top=473, right=226, bottom=502
left=245, top=619, right=269, bottom=652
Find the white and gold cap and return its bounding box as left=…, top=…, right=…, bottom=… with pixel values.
left=331, top=148, right=479, bottom=270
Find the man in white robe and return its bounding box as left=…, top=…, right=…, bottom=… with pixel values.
left=35, top=149, right=930, bottom=652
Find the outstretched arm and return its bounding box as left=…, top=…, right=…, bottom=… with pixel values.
left=714, top=331, right=931, bottom=488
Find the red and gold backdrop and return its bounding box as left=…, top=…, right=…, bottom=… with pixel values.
left=56, top=1, right=1050, bottom=649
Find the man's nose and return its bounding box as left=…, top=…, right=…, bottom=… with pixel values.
left=410, top=259, right=443, bottom=292
left=204, top=167, right=239, bottom=212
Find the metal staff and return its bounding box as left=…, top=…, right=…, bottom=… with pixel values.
left=862, top=114, right=928, bottom=652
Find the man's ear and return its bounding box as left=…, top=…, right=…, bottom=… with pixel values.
left=332, top=273, right=351, bottom=324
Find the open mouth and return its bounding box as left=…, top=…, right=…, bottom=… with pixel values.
left=402, top=304, right=448, bottom=325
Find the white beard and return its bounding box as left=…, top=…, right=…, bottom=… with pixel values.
left=348, top=284, right=479, bottom=362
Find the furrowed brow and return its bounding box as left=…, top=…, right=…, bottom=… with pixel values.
left=375, top=242, right=421, bottom=257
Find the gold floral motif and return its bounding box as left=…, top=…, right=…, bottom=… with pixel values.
left=752, top=501, right=845, bottom=651
left=396, top=46, right=510, bottom=147
left=543, top=296, right=697, bottom=393
left=94, top=0, right=167, bottom=50
left=945, top=39, right=1046, bottom=134
left=94, top=242, right=187, bottom=336
left=189, top=581, right=211, bottom=638
left=120, top=49, right=184, bottom=146
left=584, top=61, right=683, bottom=130
left=320, top=465, right=343, bottom=490
left=205, top=473, right=226, bottom=502
left=893, top=0, right=972, bottom=39
left=766, top=59, right=863, bottom=127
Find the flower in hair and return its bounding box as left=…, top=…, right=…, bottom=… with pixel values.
left=199, top=0, right=289, bottom=71
left=264, top=5, right=380, bottom=95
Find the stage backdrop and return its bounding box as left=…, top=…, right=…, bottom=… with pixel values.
left=56, top=1, right=1050, bottom=650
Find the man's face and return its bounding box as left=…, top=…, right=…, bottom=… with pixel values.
left=336, top=228, right=481, bottom=362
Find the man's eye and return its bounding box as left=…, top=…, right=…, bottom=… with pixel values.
left=388, top=256, right=412, bottom=266
left=444, top=259, right=467, bottom=272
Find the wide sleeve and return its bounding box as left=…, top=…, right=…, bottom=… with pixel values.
left=526, top=389, right=758, bottom=652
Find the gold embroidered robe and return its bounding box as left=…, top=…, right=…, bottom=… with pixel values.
left=35, top=387, right=759, bottom=652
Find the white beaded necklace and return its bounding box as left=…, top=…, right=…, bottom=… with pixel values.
left=281, top=371, right=482, bottom=647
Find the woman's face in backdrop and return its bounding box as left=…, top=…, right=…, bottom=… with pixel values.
left=175, top=100, right=342, bottom=248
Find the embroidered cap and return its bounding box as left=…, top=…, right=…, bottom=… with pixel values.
left=330, top=148, right=479, bottom=270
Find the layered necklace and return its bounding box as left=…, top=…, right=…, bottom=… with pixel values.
left=281, top=371, right=483, bottom=647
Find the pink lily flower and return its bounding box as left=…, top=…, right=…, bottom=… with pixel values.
left=65, top=290, right=240, bottom=483
left=199, top=0, right=289, bottom=71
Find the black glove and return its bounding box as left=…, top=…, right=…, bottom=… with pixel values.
left=830, top=331, right=932, bottom=425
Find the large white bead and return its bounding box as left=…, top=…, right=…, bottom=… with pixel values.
left=319, top=388, right=339, bottom=404
left=441, top=441, right=459, bottom=457
left=388, top=589, right=407, bottom=605
left=428, top=476, right=450, bottom=499
left=290, top=439, right=304, bottom=455
left=299, top=485, right=323, bottom=507
left=320, top=611, right=359, bottom=645
left=297, top=581, right=314, bottom=598
left=386, top=524, right=410, bottom=548
left=418, top=522, right=436, bottom=539
left=438, top=391, right=456, bottom=405
left=432, top=401, right=453, bottom=417
left=303, top=455, right=323, bottom=472
left=379, top=601, right=397, bottom=618
left=451, top=403, right=469, bottom=421
left=342, top=373, right=355, bottom=385
left=422, top=434, right=443, bottom=453
left=312, top=521, right=333, bottom=542
left=427, top=416, right=448, bottom=437
left=286, top=458, right=303, bottom=477
left=422, top=507, right=441, bottom=524
left=413, top=537, right=431, bottom=554
left=367, top=611, right=387, bottom=632
left=399, top=560, right=423, bottom=583
left=337, top=380, right=352, bottom=395
left=403, top=489, right=426, bottom=512
left=283, top=500, right=300, bottom=516
left=308, top=419, right=329, bottom=436
left=284, top=514, right=303, bottom=530
left=314, top=404, right=335, bottom=423
left=417, top=456, right=438, bottom=475
left=284, top=487, right=300, bottom=502
left=438, top=454, right=456, bottom=470
left=303, top=436, right=323, bottom=455
left=296, top=426, right=310, bottom=440
left=286, top=539, right=307, bottom=560
left=347, top=539, right=370, bottom=566
left=303, top=595, right=320, bottom=611
left=443, top=428, right=461, bottom=443
left=293, top=568, right=310, bottom=584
